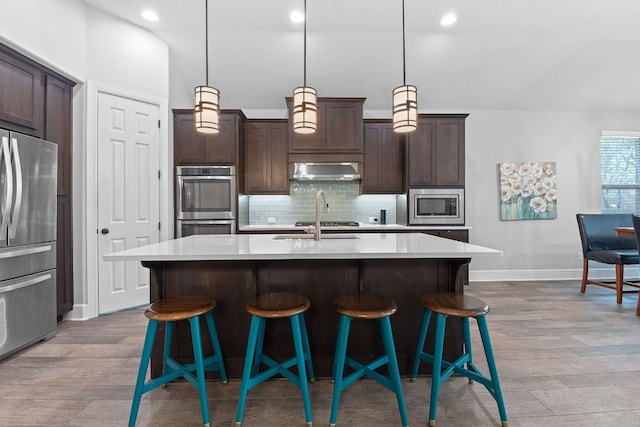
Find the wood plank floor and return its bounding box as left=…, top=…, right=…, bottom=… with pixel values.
left=1, top=280, right=640, bottom=426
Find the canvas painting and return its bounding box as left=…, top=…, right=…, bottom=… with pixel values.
left=499, top=162, right=557, bottom=220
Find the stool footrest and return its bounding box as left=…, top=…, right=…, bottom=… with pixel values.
left=248, top=354, right=306, bottom=390
left=340, top=356, right=395, bottom=392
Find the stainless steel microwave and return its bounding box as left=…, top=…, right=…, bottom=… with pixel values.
left=408, top=188, right=465, bottom=225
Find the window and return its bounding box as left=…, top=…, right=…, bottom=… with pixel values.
left=601, top=132, right=640, bottom=213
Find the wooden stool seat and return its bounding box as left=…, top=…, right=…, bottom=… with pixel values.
left=146, top=296, right=216, bottom=322
left=130, top=296, right=227, bottom=427
left=334, top=293, right=397, bottom=319
left=411, top=292, right=508, bottom=427
left=330, top=293, right=408, bottom=427
left=246, top=292, right=310, bottom=318
left=420, top=292, right=489, bottom=318
left=236, top=292, right=314, bottom=426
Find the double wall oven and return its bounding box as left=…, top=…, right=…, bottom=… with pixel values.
left=175, top=166, right=236, bottom=237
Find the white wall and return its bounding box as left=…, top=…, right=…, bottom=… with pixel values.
left=465, top=110, right=640, bottom=280
left=0, top=0, right=87, bottom=81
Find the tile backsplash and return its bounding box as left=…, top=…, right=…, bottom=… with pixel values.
left=248, top=181, right=398, bottom=225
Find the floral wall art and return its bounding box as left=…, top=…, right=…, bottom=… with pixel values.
left=499, top=162, right=557, bottom=220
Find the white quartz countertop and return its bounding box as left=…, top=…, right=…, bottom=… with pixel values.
left=104, top=233, right=502, bottom=262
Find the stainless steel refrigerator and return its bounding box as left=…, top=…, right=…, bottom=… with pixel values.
left=0, top=129, right=57, bottom=359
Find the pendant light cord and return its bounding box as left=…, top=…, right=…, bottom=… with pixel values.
left=402, top=0, right=406, bottom=85
left=303, top=0, right=308, bottom=87
left=205, top=0, right=209, bottom=86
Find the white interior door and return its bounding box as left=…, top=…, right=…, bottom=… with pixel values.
left=97, top=92, right=160, bottom=314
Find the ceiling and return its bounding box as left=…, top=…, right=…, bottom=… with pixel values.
left=82, top=0, right=640, bottom=113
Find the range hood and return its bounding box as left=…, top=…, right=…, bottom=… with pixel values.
left=291, top=162, right=361, bottom=181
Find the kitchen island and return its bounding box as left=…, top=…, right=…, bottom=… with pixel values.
left=105, top=233, right=502, bottom=378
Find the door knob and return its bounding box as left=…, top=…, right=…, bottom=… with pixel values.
left=100, top=228, right=109, bottom=235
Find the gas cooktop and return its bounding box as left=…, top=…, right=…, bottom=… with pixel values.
left=295, top=221, right=360, bottom=227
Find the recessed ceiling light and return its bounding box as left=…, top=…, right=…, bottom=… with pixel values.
left=290, top=11, right=305, bottom=23
left=440, top=13, right=457, bottom=26
left=141, top=10, right=159, bottom=22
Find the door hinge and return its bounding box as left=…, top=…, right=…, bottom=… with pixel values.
left=158, top=119, right=161, bottom=128
left=158, top=222, right=161, bottom=230
left=158, top=170, right=161, bottom=179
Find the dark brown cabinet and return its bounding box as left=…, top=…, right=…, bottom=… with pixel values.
left=0, top=43, right=75, bottom=319
left=287, top=98, right=364, bottom=153
left=0, top=47, right=44, bottom=135
left=173, top=109, right=245, bottom=165
left=245, top=120, right=289, bottom=194
left=407, top=115, right=467, bottom=187
left=362, top=120, right=404, bottom=194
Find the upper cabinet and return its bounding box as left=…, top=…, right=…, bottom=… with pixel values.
left=245, top=120, right=289, bottom=194
left=406, top=114, right=467, bottom=187
left=0, top=45, right=44, bottom=136
left=362, top=120, right=404, bottom=194
left=287, top=98, right=365, bottom=153
left=173, top=109, right=246, bottom=166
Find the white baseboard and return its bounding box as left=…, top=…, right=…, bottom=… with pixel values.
left=470, top=265, right=640, bottom=282
left=65, top=304, right=95, bottom=321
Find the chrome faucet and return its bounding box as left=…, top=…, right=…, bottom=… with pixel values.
left=310, top=190, right=329, bottom=240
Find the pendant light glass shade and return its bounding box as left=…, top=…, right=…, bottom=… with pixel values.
left=195, top=85, right=220, bottom=134
left=392, top=84, right=417, bottom=133
left=194, top=0, right=220, bottom=134
left=292, top=86, right=317, bottom=134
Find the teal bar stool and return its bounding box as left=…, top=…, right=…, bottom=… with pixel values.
left=235, top=292, right=314, bottom=426
left=129, top=296, right=227, bottom=427
left=410, top=292, right=508, bottom=427
left=330, top=293, right=408, bottom=427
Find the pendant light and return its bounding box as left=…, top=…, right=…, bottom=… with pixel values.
left=292, top=0, right=317, bottom=134
left=392, top=0, right=417, bottom=133
left=194, top=0, right=220, bottom=134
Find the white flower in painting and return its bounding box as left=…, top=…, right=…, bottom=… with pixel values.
left=500, top=174, right=508, bottom=185
left=544, top=164, right=555, bottom=176
left=508, top=174, right=522, bottom=185
left=500, top=163, right=516, bottom=175
left=541, top=176, right=555, bottom=189
left=518, top=163, right=532, bottom=176
left=530, top=196, right=547, bottom=213
left=521, top=185, right=534, bottom=198
left=532, top=164, right=543, bottom=178
left=545, top=188, right=557, bottom=201
left=533, top=181, right=546, bottom=195
left=501, top=185, right=513, bottom=202
left=510, top=181, right=523, bottom=196
left=522, top=174, right=537, bottom=186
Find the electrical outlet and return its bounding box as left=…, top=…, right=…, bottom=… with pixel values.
left=267, top=217, right=276, bottom=224
left=369, top=217, right=378, bottom=224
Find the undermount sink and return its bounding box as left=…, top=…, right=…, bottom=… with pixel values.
left=272, top=234, right=359, bottom=240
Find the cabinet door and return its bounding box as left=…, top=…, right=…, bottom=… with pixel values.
left=174, top=111, right=209, bottom=164
left=407, top=116, right=466, bottom=187
left=0, top=47, right=44, bottom=136
left=407, top=118, right=437, bottom=186
left=363, top=122, right=403, bottom=194
left=45, top=75, right=73, bottom=195
left=324, top=101, right=363, bottom=152
left=245, top=122, right=288, bottom=194
left=434, top=118, right=465, bottom=186
left=173, top=111, right=237, bottom=165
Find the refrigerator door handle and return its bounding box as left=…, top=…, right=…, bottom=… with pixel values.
left=0, top=136, right=13, bottom=241
left=9, top=137, right=22, bottom=240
